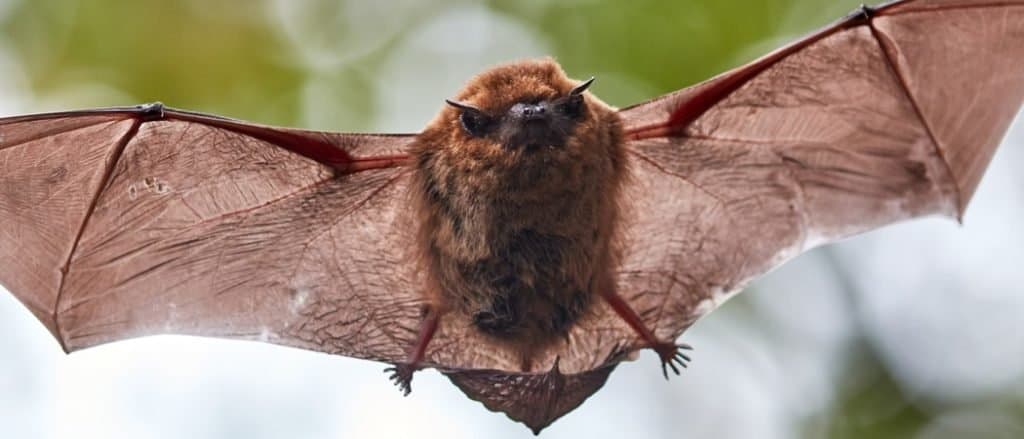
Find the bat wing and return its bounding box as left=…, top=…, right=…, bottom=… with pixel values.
left=440, top=1, right=1024, bottom=431
left=0, top=105, right=636, bottom=434
left=613, top=0, right=1024, bottom=347
left=445, top=2, right=1023, bottom=431
left=0, top=104, right=607, bottom=431
left=0, top=104, right=425, bottom=363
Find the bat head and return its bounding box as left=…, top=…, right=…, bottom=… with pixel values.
left=423, top=58, right=621, bottom=165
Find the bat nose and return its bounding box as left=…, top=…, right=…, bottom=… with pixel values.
left=511, top=103, right=548, bottom=121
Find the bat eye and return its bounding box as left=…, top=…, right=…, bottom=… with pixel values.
left=445, top=99, right=493, bottom=137
left=459, top=111, right=493, bottom=137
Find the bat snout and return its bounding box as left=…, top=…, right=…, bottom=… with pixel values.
left=510, top=102, right=550, bottom=122
left=500, top=107, right=572, bottom=151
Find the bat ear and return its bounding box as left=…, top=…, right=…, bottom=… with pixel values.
left=445, top=99, right=481, bottom=113
left=569, top=77, right=595, bottom=96
left=558, top=77, right=593, bottom=119
left=445, top=99, right=493, bottom=137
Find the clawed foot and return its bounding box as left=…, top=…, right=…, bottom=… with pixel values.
left=653, top=342, right=693, bottom=379
left=385, top=363, right=417, bottom=396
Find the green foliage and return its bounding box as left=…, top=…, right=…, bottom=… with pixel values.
left=1, top=0, right=865, bottom=122
left=2, top=0, right=304, bottom=122
left=489, top=0, right=861, bottom=105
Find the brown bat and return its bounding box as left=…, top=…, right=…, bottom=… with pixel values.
left=1, top=0, right=1022, bottom=433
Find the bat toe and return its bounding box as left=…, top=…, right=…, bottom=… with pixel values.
left=652, top=342, right=693, bottom=380
left=384, top=363, right=417, bottom=396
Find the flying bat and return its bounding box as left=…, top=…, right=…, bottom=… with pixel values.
left=1, top=0, right=1022, bottom=433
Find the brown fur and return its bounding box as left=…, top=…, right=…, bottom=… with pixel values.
left=409, top=58, right=626, bottom=369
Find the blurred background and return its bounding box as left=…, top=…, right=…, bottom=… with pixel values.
left=1, top=0, right=1022, bottom=437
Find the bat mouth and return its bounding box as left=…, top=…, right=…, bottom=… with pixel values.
left=502, top=119, right=569, bottom=151
left=492, top=99, right=581, bottom=151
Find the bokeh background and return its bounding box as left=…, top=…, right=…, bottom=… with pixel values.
left=1, top=0, right=1023, bottom=438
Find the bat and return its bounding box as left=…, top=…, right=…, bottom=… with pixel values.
left=1, top=0, right=1022, bottom=434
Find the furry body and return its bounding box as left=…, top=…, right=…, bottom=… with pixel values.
left=410, top=59, right=626, bottom=358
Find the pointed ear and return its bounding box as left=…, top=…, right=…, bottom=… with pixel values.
left=569, top=77, right=595, bottom=96
left=445, top=99, right=482, bottom=113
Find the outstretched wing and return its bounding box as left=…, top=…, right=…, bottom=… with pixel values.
left=615, top=0, right=1024, bottom=346
left=0, top=104, right=423, bottom=363
left=448, top=2, right=1023, bottom=432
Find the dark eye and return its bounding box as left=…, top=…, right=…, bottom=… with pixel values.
left=459, top=110, right=493, bottom=137
left=445, top=99, right=493, bottom=137
left=559, top=95, right=585, bottom=119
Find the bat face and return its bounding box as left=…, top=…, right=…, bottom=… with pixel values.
left=409, top=59, right=626, bottom=361
left=446, top=75, right=594, bottom=152
left=423, top=59, right=619, bottom=167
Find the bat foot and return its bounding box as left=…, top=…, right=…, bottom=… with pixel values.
left=652, top=342, right=693, bottom=379
left=385, top=363, right=418, bottom=396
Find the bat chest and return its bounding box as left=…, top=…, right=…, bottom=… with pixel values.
left=456, top=228, right=593, bottom=340
left=427, top=166, right=606, bottom=341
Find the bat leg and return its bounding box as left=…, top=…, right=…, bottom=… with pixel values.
left=384, top=307, right=440, bottom=396
left=601, top=290, right=693, bottom=379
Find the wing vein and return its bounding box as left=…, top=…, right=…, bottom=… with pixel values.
left=625, top=147, right=726, bottom=205
left=52, top=117, right=143, bottom=352
left=866, top=17, right=963, bottom=215
left=0, top=119, right=123, bottom=151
